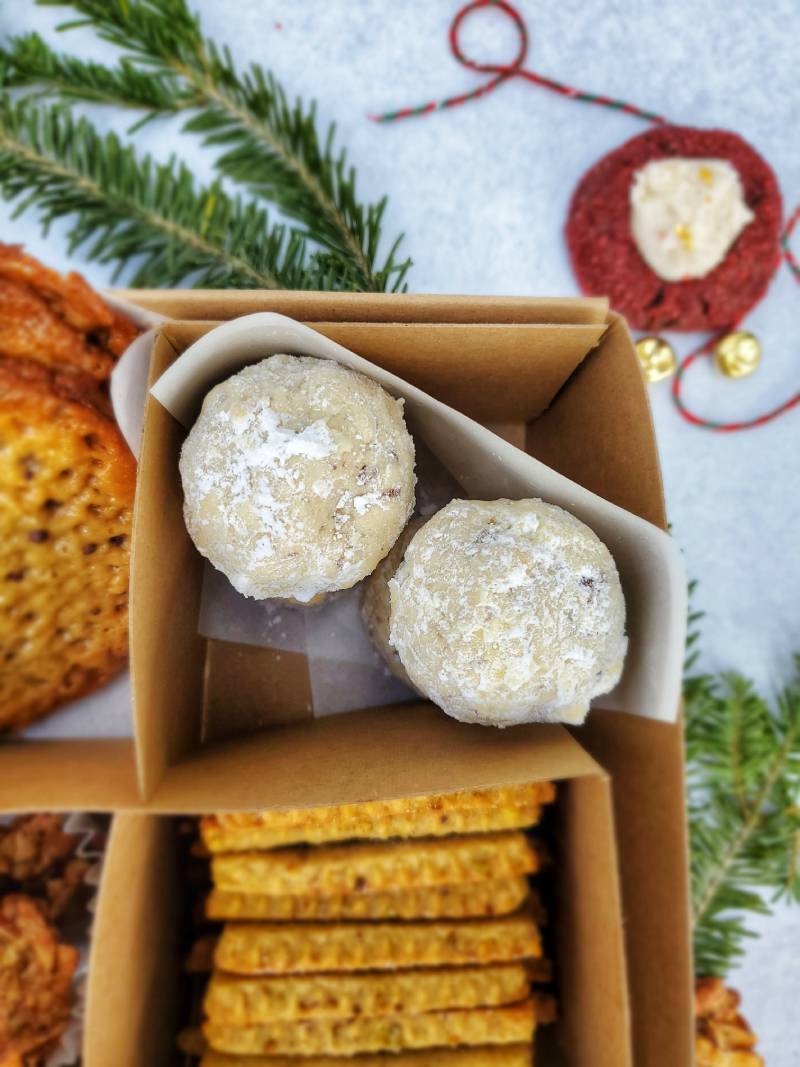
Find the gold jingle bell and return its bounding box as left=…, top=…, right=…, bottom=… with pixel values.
left=635, top=336, right=676, bottom=384
left=714, top=331, right=761, bottom=378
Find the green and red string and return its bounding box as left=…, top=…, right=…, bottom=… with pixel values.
left=673, top=208, right=800, bottom=432
left=371, top=0, right=799, bottom=433
left=370, top=0, right=667, bottom=126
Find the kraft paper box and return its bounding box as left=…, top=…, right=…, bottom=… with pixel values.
left=126, top=292, right=692, bottom=1067
left=84, top=728, right=630, bottom=1067
left=0, top=291, right=693, bottom=1067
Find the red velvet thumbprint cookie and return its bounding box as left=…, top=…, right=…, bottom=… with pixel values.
left=566, top=126, right=782, bottom=331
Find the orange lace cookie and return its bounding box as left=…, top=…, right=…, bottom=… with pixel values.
left=0, top=356, right=135, bottom=731
left=0, top=894, right=79, bottom=1067
left=695, top=978, right=763, bottom=1067
left=0, top=815, right=79, bottom=883
left=0, top=815, right=89, bottom=922
left=0, top=243, right=139, bottom=382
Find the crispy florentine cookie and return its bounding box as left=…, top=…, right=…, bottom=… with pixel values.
left=201, top=783, right=555, bottom=852
left=33, top=856, right=91, bottom=924
left=206, top=878, right=532, bottom=922
left=204, top=1000, right=537, bottom=1056
left=695, top=979, right=763, bottom=1067
left=0, top=814, right=88, bottom=921
left=0, top=243, right=140, bottom=381
left=0, top=894, right=79, bottom=1066
left=695, top=1037, right=762, bottom=1066
left=199, top=1044, right=534, bottom=1067
left=0, top=356, right=135, bottom=731
left=0, top=815, right=78, bottom=882
left=214, top=911, right=541, bottom=975
left=212, top=832, right=540, bottom=897
left=204, top=963, right=530, bottom=1023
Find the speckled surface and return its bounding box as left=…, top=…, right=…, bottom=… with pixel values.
left=1, top=1, right=798, bottom=1057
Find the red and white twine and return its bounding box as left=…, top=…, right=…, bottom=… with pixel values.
left=372, top=0, right=799, bottom=432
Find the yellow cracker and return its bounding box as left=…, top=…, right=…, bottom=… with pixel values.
left=199, top=1044, right=534, bottom=1067
left=202, top=784, right=555, bottom=852
left=201, top=801, right=544, bottom=852
left=204, top=1001, right=537, bottom=1056
left=193, top=938, right=547, bottom=979
left=206, top=878, right=531, bottom=922
left=190, top=939, right=549, bottom=979
left=212, top=832, right=539, bottom=896
left=204, top=963, right=530, bottom=1023
left=214, top=912, right=540, bottom=975
left=201, top=783, right=554, bottom=852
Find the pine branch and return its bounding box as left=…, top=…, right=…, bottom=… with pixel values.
left=686, top=622, right=800, bottom=977
left=25, top=0, right=411, bottom=292
left=0, top=92, right=332, bottom=290
left=2, top=32, right=194, bottom=123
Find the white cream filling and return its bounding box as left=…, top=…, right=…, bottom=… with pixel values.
left=630, top=158, right=754, bottom=282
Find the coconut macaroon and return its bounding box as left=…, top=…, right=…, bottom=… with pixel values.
left=388, top=499, right=627, bottom=727
left=179, top=354, right=415, bottom=602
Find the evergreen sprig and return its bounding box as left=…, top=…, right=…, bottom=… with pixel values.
left=686, top=598, right=800, bottom=977
left=2, top=31, right=192, bottom=122
left=3, top=0, right=410, bottom=291
left=0, top=92, right=332, bottom=290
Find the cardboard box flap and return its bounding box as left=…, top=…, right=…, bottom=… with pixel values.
left=0, top=739, right=139, bottom=811
left=148, top=313, right=685, bottom=725
left=84, top=815, right=182, bottom=1067
left=526, top=313, right=667, bottom=529
left=160, top=320, right=607, bottom=423
left=144, top=708, right=602, bottom=814
left=130, top=359, right=206, bottom=796
left=556, top=774, right=632, bottom=1067
left=115, top=289, right=610, bottom=326
left=579, top=707, right=694, bottom=1067
left=525, top=314, right=694, bottom=1065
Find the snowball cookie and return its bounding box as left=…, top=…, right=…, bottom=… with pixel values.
left=179, top=354, right=415, bottom=602
left=361, top=516, right=427, bottom=691
left=388, top=499, right=627, bottom=727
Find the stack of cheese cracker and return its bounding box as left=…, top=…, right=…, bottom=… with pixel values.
left=194, top=783, right=556, bottom=1066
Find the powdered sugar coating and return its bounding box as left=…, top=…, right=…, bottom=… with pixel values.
left=388, top=499, right=627, bottom=727
left=179, top=354, right=415, bottom=602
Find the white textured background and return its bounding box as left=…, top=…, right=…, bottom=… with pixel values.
left=1, top=1, right=798, bottom=1060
